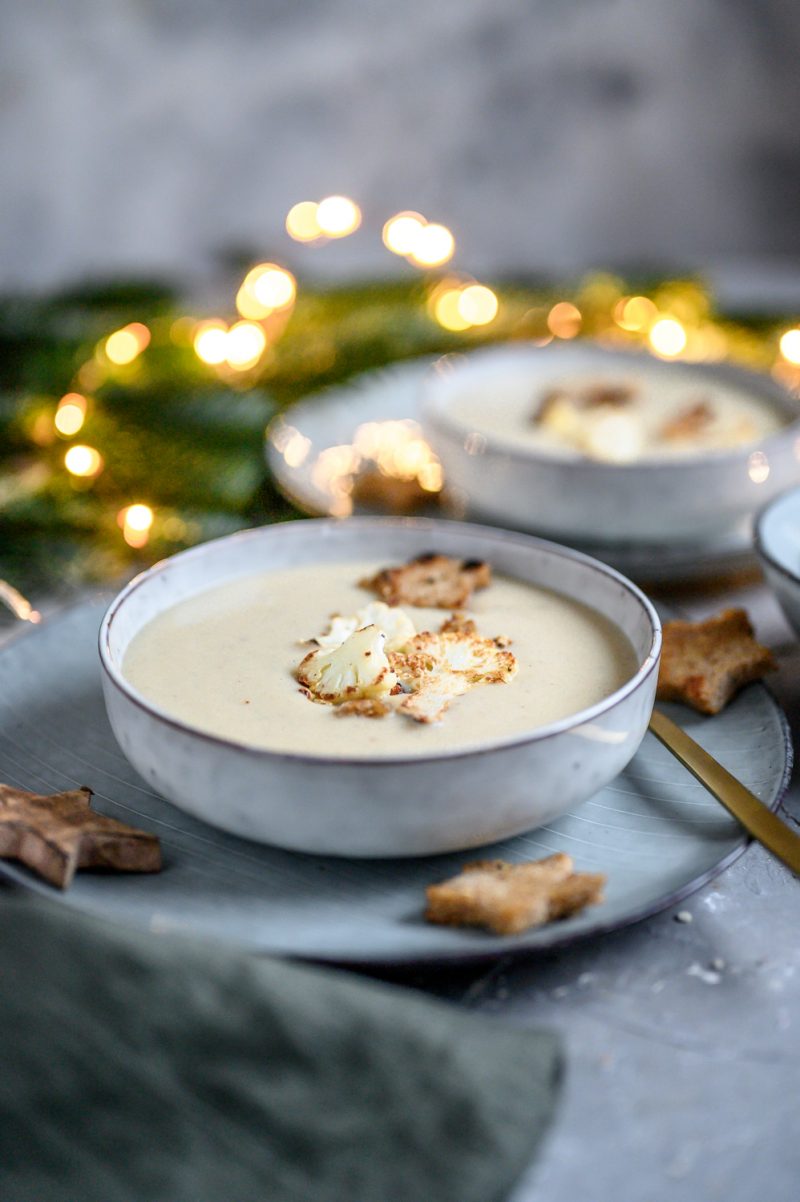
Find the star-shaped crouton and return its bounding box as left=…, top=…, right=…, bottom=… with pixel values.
left=425, top=853, right=606, bottom=935
left=360, top=553, right=491, bottom=609
left=390, top=630, right=517, bottom=723
left=656, top=608, right=776, bottom=715
left=0, top=783, right=161, bottom=889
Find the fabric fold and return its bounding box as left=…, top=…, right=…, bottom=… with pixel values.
left=0, top=894, right=561, bottom=1202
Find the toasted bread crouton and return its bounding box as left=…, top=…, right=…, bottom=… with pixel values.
left=360, top=553, right=491, bottom=609
left=425, top=854, right=606, bottom=935
left=351, top=469, right=433, bottom=514
left=657, top=608, right=776, bottom=715
left=659, top=399, right=714, bottom=443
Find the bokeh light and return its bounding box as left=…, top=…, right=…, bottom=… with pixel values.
left=236, top=264, right=296, bottom=319
left=408, top=223, right=455, bottom=267
left=547, top=302, right=582, bottom=339
left=253, top=265, right=296, bottom=309
left=779, top=328, right=800, bottom=365
left=315, top=196, right=361, bottom=238
left=54, top=393, right=87, bottom=437
left=64, top=444, right=103, bottom=478
left=457, top=285, right=498, bottom=326
left=614, top=295, right=658, bottom=332
left=169, top=316, right=197, bottom=345
left=382, top=212, right=426, bottom=255
left=433, top=288, right=472, bottom=331
left=286, top=201, right=322, bottom=242
left=119, top=503, right=154, bottom=549
left=225, top=321, right=267, bottom=370
left=193, top=321, right=229, bottom=365
left=105, top=323, right=150, bottom=365
left=649, top=316, right=687, bottom=357
left=748, top=450, right=770, bottom=484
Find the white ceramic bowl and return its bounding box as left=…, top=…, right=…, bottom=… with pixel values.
left=99, top=517, right=661, bottom=858
left=755, top=486, right=800, bottom=637
left=422, top=343, right=800, bottom=544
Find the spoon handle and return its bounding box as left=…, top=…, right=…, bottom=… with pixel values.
left=649, top=707, right=800, bottom=876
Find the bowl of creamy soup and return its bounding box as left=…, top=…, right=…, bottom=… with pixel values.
left=99, top=517, right=661, bottom=857
left=422, top=343, right=800, bottom=543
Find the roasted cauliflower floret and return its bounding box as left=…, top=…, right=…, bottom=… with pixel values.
left=311, top=601, right=416, bottom=653
left=297, top=625, right=400, bottom=704
left=390, top=630, right=518, bottom=723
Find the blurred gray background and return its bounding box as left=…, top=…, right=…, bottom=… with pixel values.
left=3, top=0, right=800, bottom=291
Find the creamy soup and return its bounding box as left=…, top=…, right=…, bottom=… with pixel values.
left=445, top=369, right=786, bottom=463
left=123, top=561, right=638, bottom=758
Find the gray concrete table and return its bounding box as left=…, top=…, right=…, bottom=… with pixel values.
left=1, top=576, right=797, bottom=1202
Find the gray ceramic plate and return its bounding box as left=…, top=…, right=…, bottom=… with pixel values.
left=267, top=359, right=757, bottom=584
left=0, top=600, right=791, bottom=967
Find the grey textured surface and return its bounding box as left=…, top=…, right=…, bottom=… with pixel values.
left=3, top=1, right=800, bottom=289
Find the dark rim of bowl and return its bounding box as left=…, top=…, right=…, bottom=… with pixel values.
left=754, top=484, right=800, bottom=587
left=421, top=343, right=800, bottom=472
left=98, top=516, right=662, bottom=768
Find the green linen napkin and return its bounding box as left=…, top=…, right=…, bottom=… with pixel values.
left=0, top=895, right=561, bottom=1202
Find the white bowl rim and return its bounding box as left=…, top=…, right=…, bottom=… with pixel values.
left=422, top=342, right=800, bottom=472
left=754, top=484, right=800, bottom=587
left=98, top=516, right=662, bottom=767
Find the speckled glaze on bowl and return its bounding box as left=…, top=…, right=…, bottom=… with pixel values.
left=99, top=518, right=661, bottom=858
left=755, top=486, right=800, bottom=637
left=421, top=343, right=800, bottom=544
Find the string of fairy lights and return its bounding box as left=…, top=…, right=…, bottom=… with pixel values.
left=26, top=193, right=800, bottom=562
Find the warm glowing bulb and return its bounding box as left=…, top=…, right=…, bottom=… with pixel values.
left=236, top=264, right=297, bottom=318
left=779, top=328, right=800, bottom=365
left=124, top=503, right=154, bottom=532
left=65, top=444, right=103, bottom=478
left=193, top=321, right=228, bottom=365
left=252, top=265, right=296, bottom=309
left=119, top=503, right=154, bottom=548
left=614, top=295, right=658, bottom=332
left=382, top=212, right=426, bottom=255
left=235, top=285, right=268, bottom=321
left=285, top=201, right=322, bottom=242
left=457, top=285, right=498, bottom=327
left=54, top=393, right=87, bottom=437
left=316, top=195, right=361, bottom=237
left=649, top=317, right=687, bottom=357
left=225, top=321, right=267, bottom=369
left=409, top=223, right=455, bottom=267
left=547, top=302, right=582, bottom=339
left=434, top=289, right=472, bottom=331
left=105, top=323, right=150, bottom=365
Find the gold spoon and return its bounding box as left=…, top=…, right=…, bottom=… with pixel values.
left=649, top=708, right=800, bottom=876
